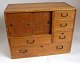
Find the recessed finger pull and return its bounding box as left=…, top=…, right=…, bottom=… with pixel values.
left=47, top=20, right=52, bottom=24
left=40, top=45, right=44, bottom=48
left=56, top=45, right=63, bottom=49
left=26, top=40, right=35, bottom=44
left=60, top=23, right=67, bottom=27
left=27, top=23, right=31, bottom=25
left=61, top=13, right=68, bottom=17
left=19, top=49, right=27, bottom=53
left=10, top=24, right=13, bottom=27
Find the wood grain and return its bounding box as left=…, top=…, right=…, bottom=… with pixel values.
left=54, top=10, right=75, bottom=19
left=52, top=30, right=73, bottom=42
left=9, top=34, right=51, bottom=47
left=11, top=42, right=71, bottom=59
left=4, top=2, right=76, bottom=59
left=5, top=13, right=33, bottom=37
left=4, top=2, right=76, bottom=13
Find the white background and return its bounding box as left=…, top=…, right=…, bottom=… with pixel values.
left=0, top=0, right=80, bottom=63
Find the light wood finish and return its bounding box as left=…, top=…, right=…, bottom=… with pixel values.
left=53, top=19, right=74, bottom=31
left=9, top=35, right=51, bottom=47
left=11, top=42, right=71, bottom=59
left=53, top=30, right=72, bottom=42
left=32, top=12, right=51, bottom=35
left=4, top=2, right=75, bottom=13
left=4, top=2, right=76, bottom=59
left=5, top=13, right=33, bottom=37
left=5, top=12, right=51, bottom=37
left=54, top=10, right=75, bottom=19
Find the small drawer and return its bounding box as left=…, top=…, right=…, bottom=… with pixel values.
left=11, top=42, right=71, bottom=58
left=53, top=20, right=74, bottom=31
left=54, top=10, right=75, bottom=19
left=9, top=35, right=51, bottom=47
left=54, top=42, right=71, bottom=54
left=53, top=31, right=73, bottom=42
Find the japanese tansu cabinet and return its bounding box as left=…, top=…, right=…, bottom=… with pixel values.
left=4, top=2, right=76, bottom=59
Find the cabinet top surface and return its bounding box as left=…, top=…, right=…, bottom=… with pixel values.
left=5, top=2, right=76, bottom=13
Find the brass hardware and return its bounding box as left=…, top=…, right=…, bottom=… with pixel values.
left=27, top=40, right=34, bottom=44
left=60, top=23, right=67, bottom=27
left=19, top=49, right=27, bottom=53
left=56, top=45, right=63, bottom=49
left=59, top=35, right=65, bottom=39
left=61, top=13, right=68, bottom=17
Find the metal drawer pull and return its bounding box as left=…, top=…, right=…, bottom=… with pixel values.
left=27, top=40, right=34, bottom=44
left=59, top=35, right=65, bottom=39
left=60, top=23, right=67, bottom=27
left=61, top=13, right=68, bottom=17
left=19, top=49, right=27, bottom=53
left=56, top=45, right=63, bottom=49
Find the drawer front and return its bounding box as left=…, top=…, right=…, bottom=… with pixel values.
left=53, top=20, right=74, bottom=31
left=54, top=10, right=75, bottom=19
left=9, top=35, right=51, bottom=47
left=5, top=13, right=33, bottom=37
left=53, top=31, right=73, bottom=42
left=11, top=42, right=71, bottom=58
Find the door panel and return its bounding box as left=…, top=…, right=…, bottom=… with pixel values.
left=32, top=12, right=51, bottom=35
left=6, top=13, right=32, bottom=37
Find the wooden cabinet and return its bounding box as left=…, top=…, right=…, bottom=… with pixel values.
left=4, top=2, right=76, bottom=59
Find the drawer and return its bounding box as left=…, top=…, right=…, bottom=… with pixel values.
left=9, top=35, right=51, bottom=47
left=53, top=42, right=71, bottom=54
left=53, top=31, right=73, bottom=42
left=54, top=10, right=75, bottom=19
left=53, top=20, right=74, bottom=31
left=11, top=42, right=71, bottom=58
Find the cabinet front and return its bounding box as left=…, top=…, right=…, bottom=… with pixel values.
left=5, top=12, right=52, bottom=37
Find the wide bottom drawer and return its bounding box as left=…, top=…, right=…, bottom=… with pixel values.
left=11, top=42, right=71, bottom=59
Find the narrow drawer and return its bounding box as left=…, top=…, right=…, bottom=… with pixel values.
left=11, top=42, right=71, bottom=58
left=54, top=10, right=75, bottom=19
left=9, top=35, right=51, bottom=47
left=53, top=31, right=73, bottom=42
left=53, top=20, right=74, bottom=31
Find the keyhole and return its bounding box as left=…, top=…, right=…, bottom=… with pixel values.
left=40, top=45, right=43, bottom=48
left=61, top=32, right=64, bottom=34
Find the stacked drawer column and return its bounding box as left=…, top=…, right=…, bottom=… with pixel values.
left=52, top=10, right=76, bottom=50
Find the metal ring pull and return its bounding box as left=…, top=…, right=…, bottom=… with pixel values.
left=60, top=23, right=67, bottom=27
left=19, top=49, right=27, bottom=53
left=59, top=35, right=65, bottom=39
left=27, top=40, right=34, bottom=44
left=56, top=45, right=63, bottom=50
left=61, top=13, right=68, bottom=17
